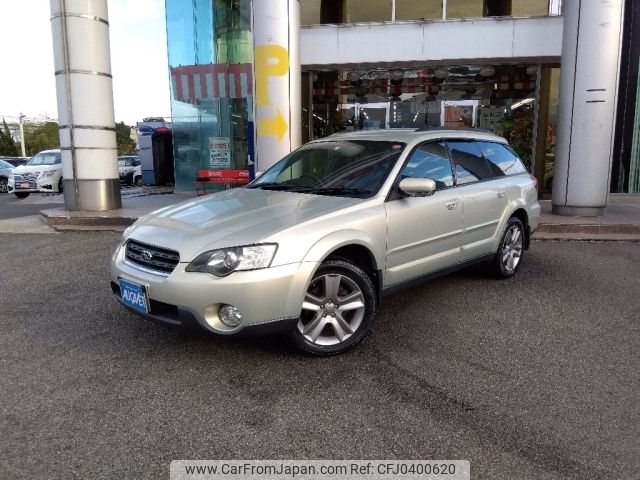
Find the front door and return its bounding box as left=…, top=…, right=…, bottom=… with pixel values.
left=384, top=141, right=463, bottom=287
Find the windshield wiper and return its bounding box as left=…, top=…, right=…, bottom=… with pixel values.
left=247, top=183, right=314, bottom=191
left=308, top=187, right=372, bottom=196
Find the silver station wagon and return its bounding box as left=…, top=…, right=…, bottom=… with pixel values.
left=111, top=128, right=540, bottom=355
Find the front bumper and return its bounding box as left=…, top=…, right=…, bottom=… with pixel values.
left=8, top=177, right=59, bottom=193
left=110, top=242, right=316, bottom=336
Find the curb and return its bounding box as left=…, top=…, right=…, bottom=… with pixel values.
left=40, top=210, right=136, bottom=228
left=537, top=223, right=640, bottom=234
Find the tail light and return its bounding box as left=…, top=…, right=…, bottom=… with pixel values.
left=528, top=174, right=539, bottom=192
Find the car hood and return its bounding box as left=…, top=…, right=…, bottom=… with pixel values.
left=12, top=164, right=60, bottom=174
left=128, top=188, right=366, bottom=262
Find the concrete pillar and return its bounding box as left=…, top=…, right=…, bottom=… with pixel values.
left=50, top=0, right=121, bottom=211
left=552, top=0, right=625, bottom=216
left=252, top=0, right=302, bottom=172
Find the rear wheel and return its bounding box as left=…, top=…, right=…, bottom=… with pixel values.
left=492, top=217, right=525, bottom=278
left=291, top=259, right=377, bottom=355
left=15, top=192, right=29, bottom=199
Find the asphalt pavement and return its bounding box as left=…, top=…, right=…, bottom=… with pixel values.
left=1, top=234, right=638, bottom=479
left=0, top=191, right=62, bottom=220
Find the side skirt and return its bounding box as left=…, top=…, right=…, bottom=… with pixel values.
left=381, top=253, right=495, bottom=297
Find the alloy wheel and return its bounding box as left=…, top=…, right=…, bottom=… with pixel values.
left=0, top=178, right=7, bottom=193
left=298, top=273, right=366, bottom=346
left=501, top=224, right=523, bottom=272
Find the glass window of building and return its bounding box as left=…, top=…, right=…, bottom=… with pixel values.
left=344, top=0, right=393, bottom=23
left=395, top=0, right=442, bottom=21
left=446, top=0, right=484, bottom=19
left=166, top=0, right=253, bottom=192
left=300, top=0, right=322, bottom=25
left=512, top=0, right=551, bottom=17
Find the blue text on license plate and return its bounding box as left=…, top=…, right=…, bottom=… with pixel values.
left=119, top=278, right=149, bottom=314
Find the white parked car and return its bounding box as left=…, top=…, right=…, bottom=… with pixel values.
left=118, top=156, right=143, bottom=186
left=111, top=128, right=541, bottom=355
left=8, top=149, right=62, bottom=198
left=0, top=159, right=15, bottom=193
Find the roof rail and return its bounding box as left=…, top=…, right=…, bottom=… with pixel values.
left=414, top=126, right=496, bottom=135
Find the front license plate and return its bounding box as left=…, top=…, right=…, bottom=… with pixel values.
left=119, top=278, right=149, bottom=314
left=19, top=182, right=30, bottom=189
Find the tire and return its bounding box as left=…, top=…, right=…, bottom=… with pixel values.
left=492, top=217, right=525, bottom=279
left=58, top=178, right=63, bottom=193
left=291, top=258, right=377, bottom=355
left=0, top=177, right=7, bottom=193
left=15, top=192, right=30, bottom=199
left=134, top=175, right=143, bottom=186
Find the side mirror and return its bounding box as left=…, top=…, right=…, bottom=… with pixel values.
left=398, top=178, right=436, bottom=197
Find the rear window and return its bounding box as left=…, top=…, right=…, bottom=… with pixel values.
left=447, top=141, right=493, bottom=184
left=477, top=141, right=527, bottom=176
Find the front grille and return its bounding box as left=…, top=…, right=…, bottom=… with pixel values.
left=125, top=240, right=180, bottom=275
left=13, top=173, right=38, bottom=189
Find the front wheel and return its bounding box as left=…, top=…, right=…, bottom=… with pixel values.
left=0, top=177, right=7, bottom=193
left=58, top=178, right=64, bottom=193
left=291, top=259, right=377, bottom=355
left=134, top=175, right=143, bottom=186
left=492, top=217, right=525, bottom=279
left=15, top=192, right=29, bottom=199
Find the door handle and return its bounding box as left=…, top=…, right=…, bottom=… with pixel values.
left=497, top=191, right=506, bottom=198
left=445, top=200, right=458, bottom=210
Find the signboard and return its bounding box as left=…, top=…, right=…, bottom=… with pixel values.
left=208, top=137, right=231, bottom=169
left=479, top=106, right=505, bottom=133
left=197, top=169, right=249, bottom=185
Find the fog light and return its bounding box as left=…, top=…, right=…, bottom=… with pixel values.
left=219, top=304, right=242, bottom=328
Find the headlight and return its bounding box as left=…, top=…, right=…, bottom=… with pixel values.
left=39, top=169, right=57, bottom=179
left=186, top=244, right=278, bottom=277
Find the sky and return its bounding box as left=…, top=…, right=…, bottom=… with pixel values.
left=0, top=0, right=171, bottom=126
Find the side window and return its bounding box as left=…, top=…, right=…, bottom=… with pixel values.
left=400, top=141, right=453, bottom=189
left=447, top=141, right=493, bottom=185
left=477, top=141, right=527, bottom=176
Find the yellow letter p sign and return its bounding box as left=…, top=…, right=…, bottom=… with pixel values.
left=255, top=45, right=289, bottom=107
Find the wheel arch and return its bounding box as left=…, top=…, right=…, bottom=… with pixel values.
left=301, top=231, right=384, bottom=301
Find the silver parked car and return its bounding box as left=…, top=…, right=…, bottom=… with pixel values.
left=0, top=159, right=15, bottom=193
left=111, top=128, right=540, bottom=355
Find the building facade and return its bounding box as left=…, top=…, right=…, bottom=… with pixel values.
left=164, top=0, right=639, bottom=195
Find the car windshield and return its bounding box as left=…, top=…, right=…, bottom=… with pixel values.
left=248, top=140, right=405, bottom=197
left=27, top=152, right=60, bottom=166
left=118, top=157, right=137, bottom=167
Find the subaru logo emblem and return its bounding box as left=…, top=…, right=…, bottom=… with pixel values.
left=141, top=250, right=153, bottom=261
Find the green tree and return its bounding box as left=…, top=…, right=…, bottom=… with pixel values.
left=116, top=121, right=137, bottom=155
left=0, top=119, right=18, bottom=156
left=23, top=121, right=60, bottom=155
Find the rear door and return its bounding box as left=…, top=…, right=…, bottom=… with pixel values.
left=446, top=140, right=509, bottom=260
left=384, top=141, right=463, bottom=286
